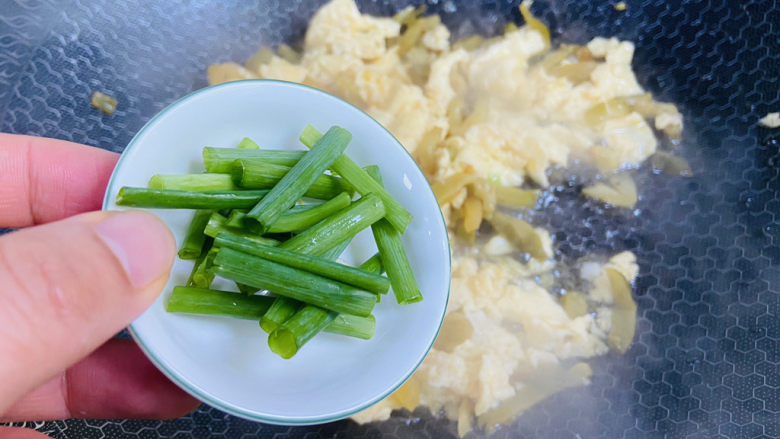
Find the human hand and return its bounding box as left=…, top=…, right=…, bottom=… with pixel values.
left=0, top=134, right=200, bottom=438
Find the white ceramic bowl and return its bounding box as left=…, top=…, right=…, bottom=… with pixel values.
left=102, top=80, right=450, bottom=425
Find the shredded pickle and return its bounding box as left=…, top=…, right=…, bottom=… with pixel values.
left=519, top=0, right=550, bottom=48
left=90, top=91, right=117, bottom=115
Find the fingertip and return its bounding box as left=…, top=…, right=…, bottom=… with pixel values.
left=94, top=211, right=176, bottom=289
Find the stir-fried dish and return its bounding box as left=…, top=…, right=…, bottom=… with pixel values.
left=208, top=0, right=686, bottom=434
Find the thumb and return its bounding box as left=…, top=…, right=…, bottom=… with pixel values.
left=0, top=210, right=175, bottom=412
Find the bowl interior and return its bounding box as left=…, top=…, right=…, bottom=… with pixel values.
left=102, top=80, right=450, bottom=425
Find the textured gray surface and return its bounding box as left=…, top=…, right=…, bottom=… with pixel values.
left=1, top=0, right=779, bottom=438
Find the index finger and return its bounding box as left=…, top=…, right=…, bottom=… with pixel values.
left=0, top=134, right=118, bottom=228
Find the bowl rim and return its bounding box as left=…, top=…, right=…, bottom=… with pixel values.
left=101, top=78, right=451, bottom=425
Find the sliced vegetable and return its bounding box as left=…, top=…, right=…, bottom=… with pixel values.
left=413, top=127, right=442, bottom=177
left=167, top=286, right=273, bottom=319
left=91, top=91, right=117, bottom=115
left=188, top=246, right=218, bottom=289
left=211, top=248, right=377, bottom=317
left=258, top=233, right=362, bottom=336
left=259, top=219, right=359, bottom=334
left=246, top=126, right=352, bottom=233
left=168, top=287, right=376, bottom=340
left=358, top=252, right=385, bottom=275
left=203, top=212, right=280, bottom=247
left=519, top=1, right=550, bottom=48
left=268, top=306, right=337, bottom=359
left=585, top=93, right=682, bottom=138
left=462, top=196, right=483, bottom=233
left=574, top=46, right=593, bottom=61
left=232, top=160, right=353, bottom=200
left=477, top=363, right=592, bottom=431
left=451, top=99, right=489, bottom=137
left=185, top=241, right=210, bottom=287
left=126, top=123, right=425, bottom=358
left=202, top=148, right=306, bottom=173
left=178, top=210, right=213, bottom=260
left=371, top=220, right=423, bottom=305
left=366, top=167, right=422, bottom=304
left=551, top=61, right=597, bottom=84
left=431, top=173, right=478, bottom=206
left=622, top=93, right=680, bottom=122
left=392, top=4, right=426, bottom=27
left=115, top=187, right=269, bottom=209
left=540, top=45, right=576, bottom=73
left=237, top=137, right=260, bottom=149
left=320, top=236, right=354, bottom=261
left=299, top=125, right=413, bottom=233
left=269, top=192, right=351, bottom=233
left=148, top=173, right=236, bottom=191
left=324, top=313, right=375, bottom=340
left=469, top=178, right=497, bottom=219
left=280, top=193, right=385, bottom=257
left=260, top=297, right=301, bottom=334
left=584, top=99, right=632, bottom=126
left=277, top=44, right=302, bottom=64
left=494, top=185, right=539, bottom=209
left=398, top=15, right=440, bottom=55
left=650, top=151, right=693, bottom=177
left=215, top=234, right=390, bottom=295
left=225, top=209, right=249, bottom=228
left=488, top=212, right=547, bottom=260
left=433, top=311, right=473, bottom=353
left=224, top=202, right=329, bottom=232
left=605, top=268, right=636, bottom=353
left=582, top=173, right=638, bottom=208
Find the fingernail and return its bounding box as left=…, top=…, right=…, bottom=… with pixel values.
left=94, top=211, right=175, bottom=288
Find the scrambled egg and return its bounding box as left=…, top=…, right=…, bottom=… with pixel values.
left=209, top=0, right=680, bottom=187
left=209, top=0, right=682, bottom=433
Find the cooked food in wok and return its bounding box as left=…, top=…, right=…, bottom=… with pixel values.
left=208, top=0, right=686, bottom=434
